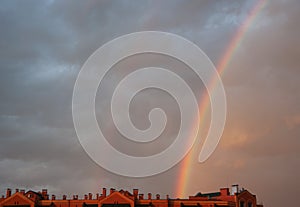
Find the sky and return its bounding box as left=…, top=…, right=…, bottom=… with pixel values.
left=0, top=1, right=300, bottom=207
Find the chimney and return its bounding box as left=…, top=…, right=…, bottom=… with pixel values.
left=6, top=188, right=11, bottom=198
left=51, top=195, right=56, bottom=200
left=42, top=189, right=48, bottom=198
left=166, top=195, right=169, bottom=200
left=63, top=195, right=67, bottom=200
left=102, top=188, right=107, bottom=197
left=231, top=184, right=239, bottom=195
left=84, top=194, right=88, bottom=200
left=133, top=189, right=138, bottom=200
left=88, top=193, right=92, bottom=200
left=15, top=189, right=19, bottom=193
left=1, top=195, right=4, bottom=199
left=110, top=188, right=115, bottom=195
left=220, top=188, right=229, bottom=196
left=20, top=190, right=25, bottom=195
left=156, top=194, right=160, bottom=200
left=148, top=193, right=152, bottom=200
left=139, top=194, right=144, bottom=200
left=96, top=193, right=99, bottom=200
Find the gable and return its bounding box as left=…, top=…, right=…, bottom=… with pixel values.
left=237, top=190, right=256, bottom=203
left=100, top=192, right=133, bottom=205
left=0, top=193, right=34, bottom=207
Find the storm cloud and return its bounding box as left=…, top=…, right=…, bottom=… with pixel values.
left=0, top=1, right=299, bottom=207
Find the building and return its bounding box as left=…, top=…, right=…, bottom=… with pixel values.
left=0, top=185, right=263, bottom=207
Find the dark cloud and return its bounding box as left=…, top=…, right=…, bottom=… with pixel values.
left=0, top=1, right=299, bottom=207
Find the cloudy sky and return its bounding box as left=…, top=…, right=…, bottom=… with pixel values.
left=0, top=1, right=299, bottom=207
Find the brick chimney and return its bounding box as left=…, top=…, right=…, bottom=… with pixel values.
left=20, top=190, right=25, bottom=195
left=6, top=188, right=11, bottom=198
left=139, top=194, right=144, bottom=200
left=133, top=189, right=138, bottom=200
left=42, top=189, right=48, bottom=199
left=166, top=195, right=169, bottom=200
left=96, top=193, right=99, bottom=200
left=84, top=194, right=88, bottom=200
left=15, top=189, right=19, bottom=193
left=88, top=193, right=92, bottom=200
left=110, top=188, right=115, bottom=195
left=156, top=194, right=160, bottom=200
left=102, top=188, right=107, bottom=197
left=51, top=195, right=56, bottom=200
left=63, top=195, right=67, bottom=200
left=148, top=193, right=152, bottom=200
left=220, top=188, right=229, bottom=196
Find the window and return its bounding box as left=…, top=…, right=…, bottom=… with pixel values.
left=240, top=201, right=245, bottom=207
left=247, top=201, right=252, bottom=207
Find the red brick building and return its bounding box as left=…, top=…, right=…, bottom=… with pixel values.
left=0, top=185, right=263, bottom=207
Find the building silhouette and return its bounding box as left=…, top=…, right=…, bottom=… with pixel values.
left=0, top=185, right=263, bottom=207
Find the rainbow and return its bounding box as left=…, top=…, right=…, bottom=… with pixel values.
left=175, top=0, right=267, bottom=198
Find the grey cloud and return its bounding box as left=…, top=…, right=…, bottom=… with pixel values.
left=0, top=1, right=299, bottom=207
